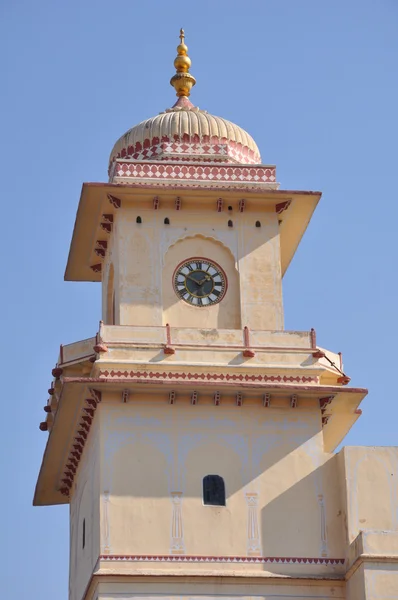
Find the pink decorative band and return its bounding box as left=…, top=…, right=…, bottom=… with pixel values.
left=109, top=136, right=261, bottom=169
left=99, top=369, right=317, bottom=384
left=113, top=161, right=276, bottom=185
left=99, top=554, right=344, bottom=566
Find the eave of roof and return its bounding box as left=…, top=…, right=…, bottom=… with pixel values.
left=33, top=376, right=366, bottom=506
left=64, top=182, right=321, bottom=282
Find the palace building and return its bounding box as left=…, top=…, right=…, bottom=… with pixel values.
left=34, top=30, right=398, bottom=600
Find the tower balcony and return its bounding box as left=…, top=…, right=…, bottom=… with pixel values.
left=56, top=323, right=346, bottom=386
left=36, top=323, right=367, bottom=508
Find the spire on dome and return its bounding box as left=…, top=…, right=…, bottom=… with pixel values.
left=170, top=28, right=196, bottom=98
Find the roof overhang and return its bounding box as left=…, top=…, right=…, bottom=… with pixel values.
left=64, top=182, right=321, bottom=282
left=34, top=375, right=366, bottom=506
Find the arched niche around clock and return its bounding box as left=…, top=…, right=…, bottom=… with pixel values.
left=162, top=235, right=241, bottom=329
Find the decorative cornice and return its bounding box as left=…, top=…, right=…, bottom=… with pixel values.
left=107, top=194, right=121, bottom=209
left=102, top=214, right=113, bottom=224
left=263, top=393, right=271, bottom=407
left=113, top=161, right=276, bottom=186
left=275, top=200, right=291, bottom=214
left=59, top=389, right=102, bottom=497
left=90, top=264, right=102, bottom=273
left=98, top=554, right=345, bottom=566
left=100, top=222, right=112, bottom=234
left=98, top=369, right=318, bottom=385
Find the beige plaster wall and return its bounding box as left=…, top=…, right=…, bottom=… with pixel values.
left=238, top=210, right=283, bottom=329
left=69, top=417, right=101, bottom=600
left=363, top=563, right=398, bottom=599
left=94, top=579, right=346, bottom=600
left=346, top=563, right=366, bottom=599
left=346, top=562, right=398, bottom=600
left=98, top=394, right=344, bottom=565
left=107, top=207, right=283, bottom=330
left=338, top=446, right=398, bottom=544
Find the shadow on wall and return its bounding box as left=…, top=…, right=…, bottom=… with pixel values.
left=105, top=405, right=325, bottom=499
left=260, top=458, right=344, bottom=562
left=102, top=403, right=350, bottom=558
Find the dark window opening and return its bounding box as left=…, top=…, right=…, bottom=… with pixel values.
left=203, top=475, right=226, bottom=506
left=82, top=518, right=86, bottom=549
left=228, top=205, right=233, bottom=211
left=136, top=216, right=142, bottom=224
left=228, top=220, right=233, bottom=228
left=164, top=217, right=170, bottom=225
left=255, top=220, right=261, bottom=228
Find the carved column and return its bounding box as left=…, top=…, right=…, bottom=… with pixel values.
left=170, top=491, right=185, bottom=554
left=246, top=491, right=261, bottom=556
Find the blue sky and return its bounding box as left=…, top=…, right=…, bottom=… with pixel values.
left=1, top=1, right=398, bottom=597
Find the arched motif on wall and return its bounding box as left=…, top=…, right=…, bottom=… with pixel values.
left=162, top=234, right=241, bottom=329
left=103, top=429, right=173, bottom=494
left=163, top=233, right=238, bottom=269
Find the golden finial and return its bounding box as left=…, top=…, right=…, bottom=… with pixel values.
left=170, top=28, right=196, bottom=97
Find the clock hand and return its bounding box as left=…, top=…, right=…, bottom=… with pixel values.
left=197, top=274, right=212, bottom=286
left=186, top=274, right=200, bottom=285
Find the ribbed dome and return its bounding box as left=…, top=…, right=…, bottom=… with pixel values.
left=109, top=101, right=261, bottom=170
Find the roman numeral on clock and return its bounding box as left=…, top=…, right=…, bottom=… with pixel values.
left=177, top=285, right=185, bottom=296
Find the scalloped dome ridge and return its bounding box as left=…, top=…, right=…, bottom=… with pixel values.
left=109, top=105, right=261, bottom=171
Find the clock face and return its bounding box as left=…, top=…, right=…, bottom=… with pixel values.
left=173, top=258, right=227, bottom=307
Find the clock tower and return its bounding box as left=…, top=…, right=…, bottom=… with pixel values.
left=35, top=30, right=398, bottom=600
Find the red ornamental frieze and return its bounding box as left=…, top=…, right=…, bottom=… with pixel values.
left=99, top=554, right=344, bottom=566
left=114, top=162, right=276, bottom=184
left=59, top=389, right=102, bottom=498
left=98, top=369, right=317, bottom=384
left=114, top=162, right=276, bottom=182
left=109, top=135, right=261, bottom=170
